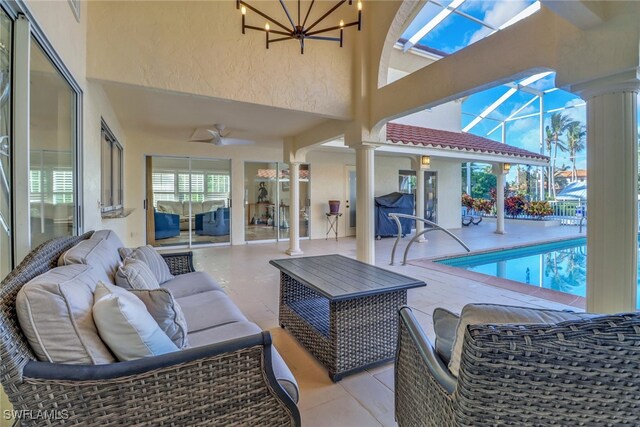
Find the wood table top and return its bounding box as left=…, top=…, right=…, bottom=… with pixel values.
left=270, top=254, right=426, bottom=301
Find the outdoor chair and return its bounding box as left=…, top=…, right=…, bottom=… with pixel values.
left=395, top=306, right=640, bottom=426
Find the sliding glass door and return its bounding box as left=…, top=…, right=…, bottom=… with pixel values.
left=0, top=9, right=10, bottom=277
left=245, top=161, right=310, bottom=242
left=29, top=38, right=78, bottom=248
left=147, top=156, right=231, bottom=248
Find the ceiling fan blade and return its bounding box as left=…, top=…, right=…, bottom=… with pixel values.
left=189, top=138, right=215, bottom=143
left=217, top=138, right=254, bottom=146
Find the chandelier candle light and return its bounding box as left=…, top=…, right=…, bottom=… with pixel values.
left=237, top=0, right=362, bottom=54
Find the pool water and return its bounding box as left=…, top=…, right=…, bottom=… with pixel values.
left=436, top=238, right=640, bottom=309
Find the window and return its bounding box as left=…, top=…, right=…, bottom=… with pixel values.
left=100, top=121, right=123, bottom=214
left=207, top=174, right=230, bottom=194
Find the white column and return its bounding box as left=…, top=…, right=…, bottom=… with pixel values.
left=355, top=145, right=375, bottom=264
left=574, top=76, right=639, bottom=313
left=414, top=159, right=425, bottom=242
left=286, top=162, right=303, bottom=255
left=493, top=164, right=506, bottom=234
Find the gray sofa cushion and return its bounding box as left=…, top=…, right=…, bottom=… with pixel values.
left=177, top=290, right=247, bottom=333
left=449, top=303, right=596, bottom=377
left=129, top=245, right=174, bottom=284
left=16, top=265, right=116, bottom=364
left=58, top=238, right=120, bottom=284
left=433, top=307, right=458, bottom=365
left=187, top=321, right=299, bottom=403
left=130, top=288, right=189, bottom=349
left=93, top=282, right=178, bottom=361
left=160, top=271, right=223, bottom=298
left=91, top=229, right=124, bottom=253
left=115, top=259, right=160, bottom=290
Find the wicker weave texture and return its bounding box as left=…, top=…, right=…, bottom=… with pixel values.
left=160, top=251, right=195, bottom=275
left=396, top=318, right=454, bottom=427
left=279, top=272, right=406, bottom=379
left=0, top=234, right=298, bottom=427
left=454, top=315, right=640, bottom=426
left=396, top=308, right=640, bottom=426
left=20, top=346, right=294, bottom=427
left=0, top=233, right=92, bottom=402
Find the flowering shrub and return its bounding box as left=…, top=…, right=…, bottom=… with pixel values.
left=461, top=193, right=474, bottom=209
left=504, top=195, right=527, bottom=217
left=472, top=198, right=494, bottom=214
left=525, top=201, right=553, bottom=219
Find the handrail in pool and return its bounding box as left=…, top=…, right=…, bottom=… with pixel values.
left=388, top=213, right=471, bottom=266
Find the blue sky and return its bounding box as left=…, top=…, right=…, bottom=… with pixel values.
left=402, top=1, right=640, bottom=185
left=461, top=73, right=588, bottom=173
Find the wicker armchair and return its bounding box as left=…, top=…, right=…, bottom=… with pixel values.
left=0, top=234, right=300, bottom=426
left=395, top=306, right=640, bottom=426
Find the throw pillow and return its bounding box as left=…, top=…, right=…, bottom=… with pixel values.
left=93, top=282, right=178, bottom=361
left=58, top=238, right=120, bottom=284
left=115, top=258, right=160, bottom=290
left=448, top=303, right=596, bottom=377
left=129, top=245, right=174, bottom=284
left=91, top=230, right=125, bottom=253
left=432, top=307, right=459, bottom=365
left=118, top=247, right=134, bottom=260
left=16, top=265, right=115, bottom=364
left=130, top=288, right=189, bottom=349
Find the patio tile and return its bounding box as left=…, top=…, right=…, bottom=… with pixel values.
left=186, top=223, right=583, bottom=426
left=303, top=394, right=384, bottom=427
left=340, top=371, right=396, bottom=427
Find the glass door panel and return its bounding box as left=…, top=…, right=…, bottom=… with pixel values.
left=29, top=38, right=77, bottom=248
left=425, top=171, right=437, bottom=222
left=0, top=10, right=10, bottom=277
left=148, top=156, right=190, bottom=247
left=245, top=162, right=277, bottom=241
left=190, top=158, right=231, bottom=245
left=278, top=164, right=290, bottom=240
left=299, top=164, right=310, bottom=238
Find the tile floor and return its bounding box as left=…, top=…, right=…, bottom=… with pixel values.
left=183, top=222, right=584, bottom=427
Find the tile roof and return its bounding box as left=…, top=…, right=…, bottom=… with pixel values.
left=386, top=123, right=549, bottom=162
left=256, top=169, right=309, bottom=180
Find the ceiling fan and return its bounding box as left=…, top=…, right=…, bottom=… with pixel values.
left=189, top=124, right=254, bottom=146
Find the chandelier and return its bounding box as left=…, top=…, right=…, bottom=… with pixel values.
left=236, top=0, right=362, bottom=54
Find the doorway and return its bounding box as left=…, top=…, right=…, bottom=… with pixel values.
left=244, top=161, right=310, bottom=242
left=424, top=171, right=438, bottom=222
left=345, top=166, right=356, bottom=236
left=145, top=156, right=231, bottom=248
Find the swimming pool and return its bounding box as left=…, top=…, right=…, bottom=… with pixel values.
left=436, top=238, right=640, bottom=309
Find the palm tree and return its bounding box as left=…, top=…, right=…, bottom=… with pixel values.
left=545, top=112, right=571, bottom=198
left=565, top=121, right=586, bottom=181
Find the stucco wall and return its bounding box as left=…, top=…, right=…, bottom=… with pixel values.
left=430, top=158, right=462, bottom=230
left=307, top=149, right=416, bottom=239
left=83, top=82, right=128, bottom=239
left=27, top=0, right=87, bottom=83
left=388, top=68, right=462, bottom=132
left=123, top=130, right=284, bottom=247
left=86, top=0, right=353, bottom=119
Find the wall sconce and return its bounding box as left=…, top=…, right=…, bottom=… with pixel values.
left=503, top=163, right=511, bottom=173
left=421, top=156, right=431, bottom=167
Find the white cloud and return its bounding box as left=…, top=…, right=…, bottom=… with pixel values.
left=502, top=122, right=542, bottom=153
left=509, top=116, right=538, bottom=133
left=468, top=0, right=530, bottom=45
left=561, top=99, right=586, bottom=124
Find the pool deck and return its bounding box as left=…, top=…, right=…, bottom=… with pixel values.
left=188, top=221, right=586, bottom=426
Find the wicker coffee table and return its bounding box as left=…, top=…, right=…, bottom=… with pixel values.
left=270, top=254, right=426, bottom=381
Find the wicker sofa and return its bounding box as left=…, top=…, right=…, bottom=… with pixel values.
left=395, top=306, right=640, bottom=426
left=0, top=232, right=300, bottom=426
